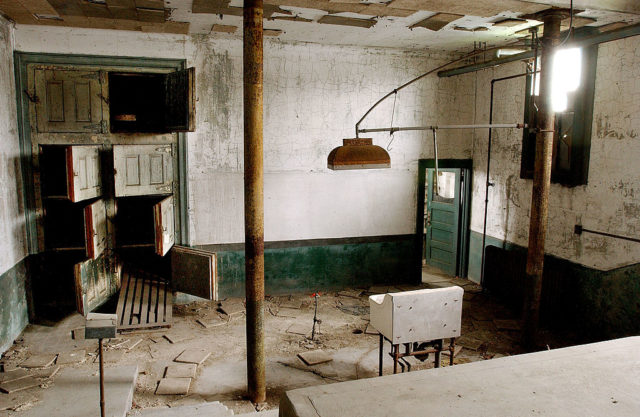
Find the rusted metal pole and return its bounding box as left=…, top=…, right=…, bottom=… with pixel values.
left=522, top=10, right=566, bottom=349
left=99, top=338, right=105, bottom=417
left=243, top=0, right=266, bottom=404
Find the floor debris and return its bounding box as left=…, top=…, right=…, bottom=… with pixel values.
left=298, top=350, right=333, bottom=366
left=156, top=377, right=191, bottom=395
left=174, top=349, right=211, bottom=365
left=20, top=354, right=58, bottom=369
left=55, top=349, right=86, bottom=365
left=165, top=363, right=197, bottom=379
left=163, top=334, right=191, bottom=344
left=218, top=300, right=245, bottom=317
left=196, top=317, right=226, bottom=329
left=337, top=304, right=368, bottom=316
left=0, top=376, right=41, bottom=393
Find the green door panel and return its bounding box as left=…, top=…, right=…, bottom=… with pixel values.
left=425, top=168, right=461, bottom=276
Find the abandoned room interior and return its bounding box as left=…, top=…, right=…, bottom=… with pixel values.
left=0, top=0, right=639, bottom=415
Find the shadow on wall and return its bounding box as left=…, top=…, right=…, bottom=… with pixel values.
left=484, top=245, right=640, bottom=341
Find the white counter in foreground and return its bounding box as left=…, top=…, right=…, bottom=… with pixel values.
left=280, top=336, right=640, bottom=417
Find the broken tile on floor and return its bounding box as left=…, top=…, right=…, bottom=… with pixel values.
left=32, top=366, right=60, bottom=380
left=493, top=319, right=522, bottom=331
left=0, top=369, right=30, bottom=384
left=165, top=363, right=197, bottom=379
left=222, top=399, right=256, bottom=414
left=95, top=350, right=124, bottom=363
left=364, top=324, right=379, bottom=335
left=219, top=300, right=245, bottom=317
left=174, top=349, right=211, bottom=365
left=298, top=349, right=332, bottom=366
left=56, top=350, right=86, bottom=365
left=20, top=354, right=57, bottom=369
left=156, top=377, right=191, bottom=395
left=277, top=307, right=300, bottom=318
left=0, top=376, right=41, bottom=394
left=286, top=323, right=310, bottom=336
left=0, top=391, right=38, bottom=411
left=71, top=328, right=85, bottom=340
left=196, top=317, right=226, bottom=329
left=163, top=334, right=191, bottom=344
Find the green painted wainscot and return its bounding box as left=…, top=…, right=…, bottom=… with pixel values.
left=0, top=258, right=29, bottom=354
left=199, top=235, right=419, bottom=298
left=469, top=230, right=640, bottom=341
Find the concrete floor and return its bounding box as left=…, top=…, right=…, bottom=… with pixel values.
left=0, top=268, right=574, bottom=415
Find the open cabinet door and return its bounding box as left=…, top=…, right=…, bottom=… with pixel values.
left=84, top=199, right=107, bottom=260
left=154, top=196, right=175, bottom=256
left=171, top=246, right=217, bottom=300
left=113, top=144, right=173, bottom=196
left=66, top=145, right=102, bottom=202
left=74, top=255, right=111, bottom=316
left=164, top=67, right=195, bottom=132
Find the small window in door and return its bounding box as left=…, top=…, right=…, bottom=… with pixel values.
left=108, top=68, right=195, bottom=133
left=433, top=171, right=456, bottom=203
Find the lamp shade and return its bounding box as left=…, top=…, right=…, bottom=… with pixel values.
left=327, top=138, right=391, bottom=170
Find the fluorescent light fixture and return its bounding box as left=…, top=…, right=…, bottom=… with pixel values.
left=551, top=47, right=582, bottom=112
left=497, top=48, right=526, bottom=58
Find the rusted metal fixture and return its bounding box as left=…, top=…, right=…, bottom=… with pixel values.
left=99, top=338, right=105, bottom=417
left=243, top=0, right=266, bottom=404
left=522, top=8, right=568, bottom=350
left=575, top=225, right=640, bottom=244
left=327, top=138, right=390, bottom=170
left=379, top=335, right=456, bottom=376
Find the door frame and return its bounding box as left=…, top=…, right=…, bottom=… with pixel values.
left=416, top=159, right=472, bottom=278
left=14, top=52, right=190, bottom=254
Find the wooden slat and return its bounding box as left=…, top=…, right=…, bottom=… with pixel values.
left=116, top=269, right=172, bottom=331
left=116, top=270, right=131, bottom=326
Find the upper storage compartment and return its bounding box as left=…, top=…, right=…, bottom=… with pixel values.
left=108, top=68, right=195, bottom=133
left=35, top=69, right=105, bottom=133
left=40, top=145, right=103, bottom=203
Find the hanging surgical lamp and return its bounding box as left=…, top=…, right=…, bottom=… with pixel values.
left=328, top=42, right=530, bottom=171
left=327, top=138, right=390, bottom=170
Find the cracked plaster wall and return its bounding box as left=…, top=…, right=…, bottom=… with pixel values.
left=470, top=35, right=640, bottom=274
left=13, top=25, right=475, bottom=245
left=0, top=18, right=27, bottom=275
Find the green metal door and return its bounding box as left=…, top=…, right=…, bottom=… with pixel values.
left=424, top=168, right=461, bottom=276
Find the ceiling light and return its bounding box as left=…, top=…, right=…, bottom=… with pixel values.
left=551, top=47, right=582, bottom=112
left=327, top=138, right=390, bottom=170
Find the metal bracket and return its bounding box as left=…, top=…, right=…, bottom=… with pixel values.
left=23, top=89, right=39, bottom=103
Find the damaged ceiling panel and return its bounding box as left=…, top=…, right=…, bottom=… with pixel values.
left=0, top=0, right=639, bottom=50
left=409, top=13, right=463, bottom=31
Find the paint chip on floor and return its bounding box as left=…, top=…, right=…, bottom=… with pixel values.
left=298, top=350, right=332, bottom=366
left=155, top=377, right=191, bottom=395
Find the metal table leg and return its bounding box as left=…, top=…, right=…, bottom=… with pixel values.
left=379, top=333, right=383, bottom=377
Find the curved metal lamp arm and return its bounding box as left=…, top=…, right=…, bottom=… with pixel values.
left=354, top=41, right=529, bottom=137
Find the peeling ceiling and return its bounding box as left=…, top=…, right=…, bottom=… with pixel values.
left=0, top=0, right=638, bottom=50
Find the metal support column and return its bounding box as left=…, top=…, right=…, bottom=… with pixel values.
left=522, top=9, right=566, bottom=349
left=244, top=0, right=266, bottom=404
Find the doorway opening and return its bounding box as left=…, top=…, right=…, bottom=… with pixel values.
left=417, top=159, right=472, bottom=279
